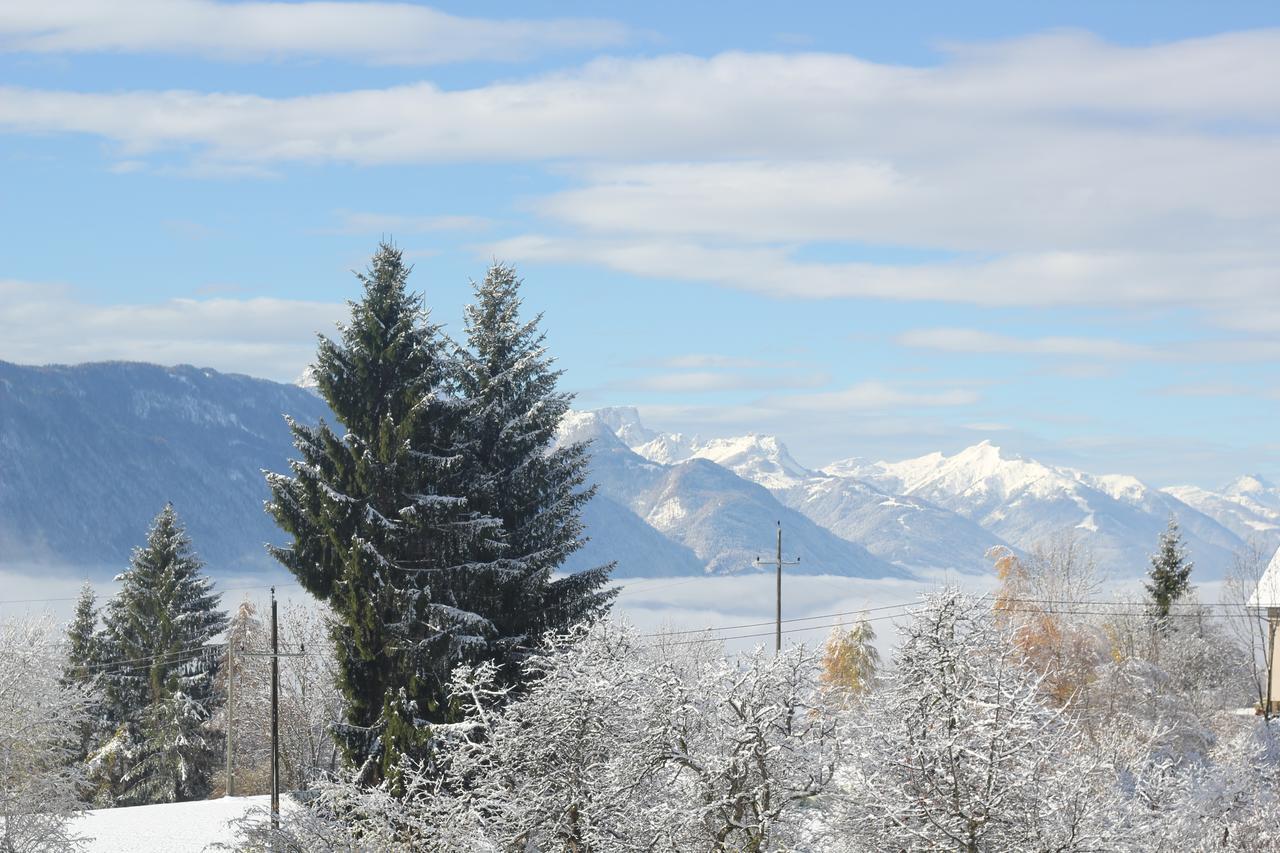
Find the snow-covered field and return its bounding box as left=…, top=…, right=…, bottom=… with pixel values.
left=71, top=795, right=298, bottom=853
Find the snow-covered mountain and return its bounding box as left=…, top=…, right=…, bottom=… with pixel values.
left=558, top=412, right=908, bottom=578
left=785, top=476, right=1011, bottom=574
left=1163, top=475, right=1280, bottom=553
left=3, top=360, right=1261, bottom=584
left=562, top=492, right=706, bottom=579
left=825, top=441, right=1241, bottom=577
left=607, top=412, right=1005, bottom=574
left=0, top=360, right=331, bottom=573
left=605, top=410, right=1250, bottom=579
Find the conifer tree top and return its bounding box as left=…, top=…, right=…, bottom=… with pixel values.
left=1144, top=516, right=1193, bottom=621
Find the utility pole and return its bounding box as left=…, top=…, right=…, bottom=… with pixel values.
left=225, top=640, right=234, bottom=797
left=755, top=521, right=799, bottom=653
left=240, top=587, right=305, bottom=845
left=271, top=587, right=279, bottom=834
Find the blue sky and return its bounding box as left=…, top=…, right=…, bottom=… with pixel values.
left=2, top=1, right=1279, bottom=487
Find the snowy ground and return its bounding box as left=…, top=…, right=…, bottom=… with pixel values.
left=71, top=795, right=299, bottom=853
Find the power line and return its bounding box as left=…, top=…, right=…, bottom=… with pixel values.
left=638, top=599, right=919, bottom=638
left=657, top=609, right=910, bottom=647
left=76, top=642, right=228, bottom=674
left=642, top=599, right=1273, bottom=648
left=0, top=581, right=305, bottom=608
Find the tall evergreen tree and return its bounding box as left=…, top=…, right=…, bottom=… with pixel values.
left=62, top=582, right=103, bottom=773
left=1145, top=516, right=1194, bottom=624
left=266, top=243, right=504, bottom=786
left=96, top=503, right=228, bottom=804
left=62, top=581, right=99, bottom=688
left=455, top=262, right=615, bottom=674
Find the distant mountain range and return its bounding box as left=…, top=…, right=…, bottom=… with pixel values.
left=1, top=361, right=1273, bottom=582
left=587, top=407, right=1276, bottom=580
left=0, top=360, right=328, bottom=573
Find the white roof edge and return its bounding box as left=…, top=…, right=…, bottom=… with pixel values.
left=1248, top=545, right=1280, bottom=609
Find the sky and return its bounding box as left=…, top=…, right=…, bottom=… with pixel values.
left=3, top=1, right=1280, bottom=488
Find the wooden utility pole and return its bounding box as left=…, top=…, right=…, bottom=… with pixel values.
left=225, top=640, right=235, bottom=797
left=271, top=587, right=279, bottom=833
left=755, top=521, right=799, bottom=653
left=238, top=587, right=306, bottom=843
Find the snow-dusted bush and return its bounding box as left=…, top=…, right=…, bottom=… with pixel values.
left=0, top=617, right=95, bottom=852
left=240, top=622, right=837, bottom=852
left=826, top=591, right=1128, bottom=852
left=235, top=590, right=1280, bottom=853
left=1156, top=716, right=1280, bottom=850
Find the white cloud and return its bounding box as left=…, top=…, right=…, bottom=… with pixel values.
left=1155, top=382, right=1256, bottom=398
left=651, top=354, right=772, bottom=370
left=0, top=1, right=629, bottom=64
left=616, top=370, right=828, bottom=394
left=764, top=381, right=979, bottom=412
left=896, top=328, right=1280, bottom=364
left=896, top=328, right=1160, bottom=360
left=963, top=422, right=1014, bottom=432
left=2, top=32, right=1279, bottom=312
left=4, top=33, right=1279, bottom=164
left=329, top=210, right=492, bottom=234
left=491, top=234, right=1280, bottom=309
left=0, top=281, right=346, bottom=382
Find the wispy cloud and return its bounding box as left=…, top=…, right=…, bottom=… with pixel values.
left=3, top=32, right=1279, bottom=313
left=896, top=328, right=1280, bottom=364
left=764, top=381, right=979, bottom=412
left=651, top=354, right=772, bottom=370
left=615, top=370, right=828, bottom=394
left=0, top=2, right=629, bottom=65
left=963, top=422, right=1014, bottom=432
left=0, top=281, right=345, bottom=383
left=896, top=328, right=1160, bottom=360
left=1154, top=382, right=1257, bottom=398
left=493, top=235, right=1280, bottom=309
left=329, top=210, right=493, bottom=235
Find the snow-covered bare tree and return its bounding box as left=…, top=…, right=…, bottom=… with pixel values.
left=1154, top=715, right=1280, bottom=850
left=832, top=590, right=1126, bottom=852
left=1222, top=540, right=1277, bottom=718
left=990, top=540, right=1106, bottom=706
left=243, top=622, right=839, bottom=852
left=277, top=602, right=344, bottom=790
left=1, top=617, right=95, bottom=852
left=646, top=642, right=838, bottom=851
left=212, top=598, right=273, bottom=795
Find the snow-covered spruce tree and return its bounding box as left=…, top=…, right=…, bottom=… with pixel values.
left=1145, top=516, right=1193, bottom=624
left=62, top=582, right=104, bottom=771
left=96, top=503, right=228, bottom=805
left=833, top=590, right=1126, bottom=852
left=455, top=262, right=615, bottom=675
left=62, top=582, right=100, bottom=687
left=1, top=617, right=95, bottom=852
left=266, top=242, right=505, bottom=787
